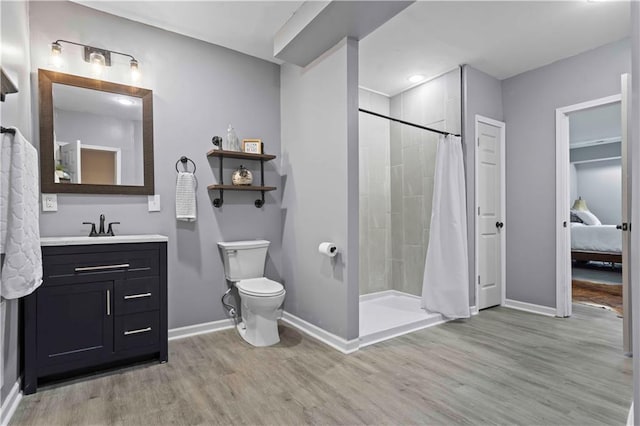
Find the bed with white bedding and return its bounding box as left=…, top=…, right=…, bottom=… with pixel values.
left=571, top=222, right=622, bottom=263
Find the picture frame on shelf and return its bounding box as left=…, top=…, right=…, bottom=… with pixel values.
left=242, top=139, right=262, bottom=154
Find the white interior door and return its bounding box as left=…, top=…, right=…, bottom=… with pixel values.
left=621, top=74, right=632, bottom=355
left=476, top=117, right=506, bottom=310
left=60, top=140, right=81, bottom=183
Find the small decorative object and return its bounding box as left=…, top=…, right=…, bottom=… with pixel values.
left=232, top=165, right=253, bottom=186
left=211, top=135, right=223, bottom=149
left=226, top=124, right=241, bottom=151
left=242, top=139, right=262, bottom=154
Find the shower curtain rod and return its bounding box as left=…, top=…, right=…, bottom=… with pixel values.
left=358, top=108, right=461, bottom=138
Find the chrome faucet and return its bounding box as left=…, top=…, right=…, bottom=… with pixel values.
left=83, top=213, right=120, bottom=237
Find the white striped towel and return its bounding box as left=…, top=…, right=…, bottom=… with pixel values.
left=176, top=172, right=196, bottom=222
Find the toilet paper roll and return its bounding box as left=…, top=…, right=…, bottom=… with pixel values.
left=318, top=242, right=338, bottom=257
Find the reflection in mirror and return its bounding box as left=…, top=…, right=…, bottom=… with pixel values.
left=39, top=69, right=154, bottom=195
left=52, top=84, right=144, bottom=186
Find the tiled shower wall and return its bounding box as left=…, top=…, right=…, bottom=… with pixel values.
left=389, top=69, right=462, bottom=296
left=359, top=89, right=391, bottom=295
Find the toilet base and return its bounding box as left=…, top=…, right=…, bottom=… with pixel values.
left=237, top=319, right=280, bottom=347
left=236, top=289, right=285, bottom=347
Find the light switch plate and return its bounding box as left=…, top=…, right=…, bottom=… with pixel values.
left=42, top=194, right=58, bottom=211
left=148, top=194, right=161, bottom=212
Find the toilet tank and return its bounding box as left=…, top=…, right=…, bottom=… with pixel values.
left=217, top=240, right=270, bottom=281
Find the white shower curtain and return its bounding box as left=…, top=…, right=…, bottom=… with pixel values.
left=421, top=134, right=469, bottom=319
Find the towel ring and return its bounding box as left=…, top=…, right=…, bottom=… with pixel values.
left=175, top=156, right=196, bottom=174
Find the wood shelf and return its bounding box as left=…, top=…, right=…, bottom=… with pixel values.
left=206, top=149, right=276, bottom=161
left=207, top=144, right=276, bottom=208
left=207, top=184, right=276, bottom=192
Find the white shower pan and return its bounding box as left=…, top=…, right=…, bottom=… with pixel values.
left=359, top=290, right=445, bottom=348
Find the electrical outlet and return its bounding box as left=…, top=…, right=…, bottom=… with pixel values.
left=148, top=194, right=161, bottom=212
left=42, top=194, right=58, bottom=212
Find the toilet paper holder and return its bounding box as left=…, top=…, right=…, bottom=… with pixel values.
left=318, top=242, right=338, bottom=257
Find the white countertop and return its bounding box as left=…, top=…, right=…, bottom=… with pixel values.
left=40, top=234, right=168, bottom=246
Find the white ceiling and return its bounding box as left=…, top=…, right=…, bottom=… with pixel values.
left=360, top=0, right=631, bottom=95
left=73, top=0, right=304, bottom=64
left=74, top=1, right=631, bottom=97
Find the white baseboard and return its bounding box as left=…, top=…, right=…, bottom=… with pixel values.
left=1, top=380, right=22, bottom=426
left=504, top=299, right=556, bottom=317
left=168, top=318, right=235, bottom=341
left=626, top=403, right=633, bottom=426
left=470, top=305, right=479, bottom=316
left=281, top=311, right=359, bottom=354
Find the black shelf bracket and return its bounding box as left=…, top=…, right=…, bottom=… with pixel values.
left=255, top=152, right=266, bottom=208
left=213, top=155, right=224, bottom=207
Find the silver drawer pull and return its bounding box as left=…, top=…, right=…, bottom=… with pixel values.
left=124, top=292, right=152, bottom=300
left=124, top=327, right=152, bottom=336
left=75, top=263, right=130, bottom=272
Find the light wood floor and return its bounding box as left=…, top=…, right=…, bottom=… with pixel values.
left=11, top=305, right=631, bottom=425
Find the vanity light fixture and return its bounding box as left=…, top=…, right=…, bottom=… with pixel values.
left=49, top=40, right=141, bottom=82
left=49, top=42, right=63, bottom=68
left=130, top=59, right=140, bottom=82
left=89, top=52, right=106, bottom=77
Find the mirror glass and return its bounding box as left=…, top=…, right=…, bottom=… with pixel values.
left=52, top=84, right=143, bottom=186
left=39, top=69, right=154, bottom=195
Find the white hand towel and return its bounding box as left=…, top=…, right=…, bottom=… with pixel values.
left=176, top=172, right=196, bottom=222
left=1, top=128, right=43, bottom=299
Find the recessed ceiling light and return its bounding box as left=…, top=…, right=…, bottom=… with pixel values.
left=117, top=98, right=135, bottom=106
left=408, top=74, right=425, bottom=83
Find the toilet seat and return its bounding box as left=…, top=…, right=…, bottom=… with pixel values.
left=236, top=277, right=284, bottom=297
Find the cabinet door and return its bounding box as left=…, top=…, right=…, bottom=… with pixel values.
left=37, top=281, right=113, bottom=371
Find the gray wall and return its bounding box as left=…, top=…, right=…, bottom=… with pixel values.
left=281, top=38, right=360, bottom=340
left=389, top=69, right=461, bottom=296
left=502, top=38, right=630, bottom=307
left=54, top=109, right=143, bottom=185
left=359, top=88, right=391, bottom=295
left=574, top=159, right=622, bottom=225
left=31, top=1, right=282, bottom=330
left=462, top=65, right=504, bottom=306
left=1, top=0, right=32, bottom=405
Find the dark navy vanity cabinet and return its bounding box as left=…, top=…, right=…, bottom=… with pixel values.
left=22, top=238, right=168, bottom=394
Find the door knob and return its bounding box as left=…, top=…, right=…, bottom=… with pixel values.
left=617, top=223, right=628, bottom=231
left=495, top=221, right=504, bottom=229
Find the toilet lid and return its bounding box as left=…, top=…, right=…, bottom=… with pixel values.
left=236, top=278, right=284, bottom=296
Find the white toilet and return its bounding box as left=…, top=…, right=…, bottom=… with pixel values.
left=217, top=240, right=285, bottom=347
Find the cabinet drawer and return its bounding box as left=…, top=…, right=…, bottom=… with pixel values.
left=114, top=277, right=159, bottom=315
left=115, top=312, right=159, bottom=352
left=43, top=249, right=159, bottom=285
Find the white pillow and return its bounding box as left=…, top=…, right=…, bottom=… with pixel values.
left=574, top=210, right=601, bottom=226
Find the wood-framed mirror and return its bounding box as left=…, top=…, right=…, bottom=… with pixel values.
left=39, top=69, right=154, bottom=195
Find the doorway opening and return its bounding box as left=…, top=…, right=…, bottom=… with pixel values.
left=556, top=83, right=629, bottom=353
left=568, top=101, right=623, bottom=316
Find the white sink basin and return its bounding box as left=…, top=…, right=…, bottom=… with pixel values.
left=40, top=234, right=168, bottom=246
